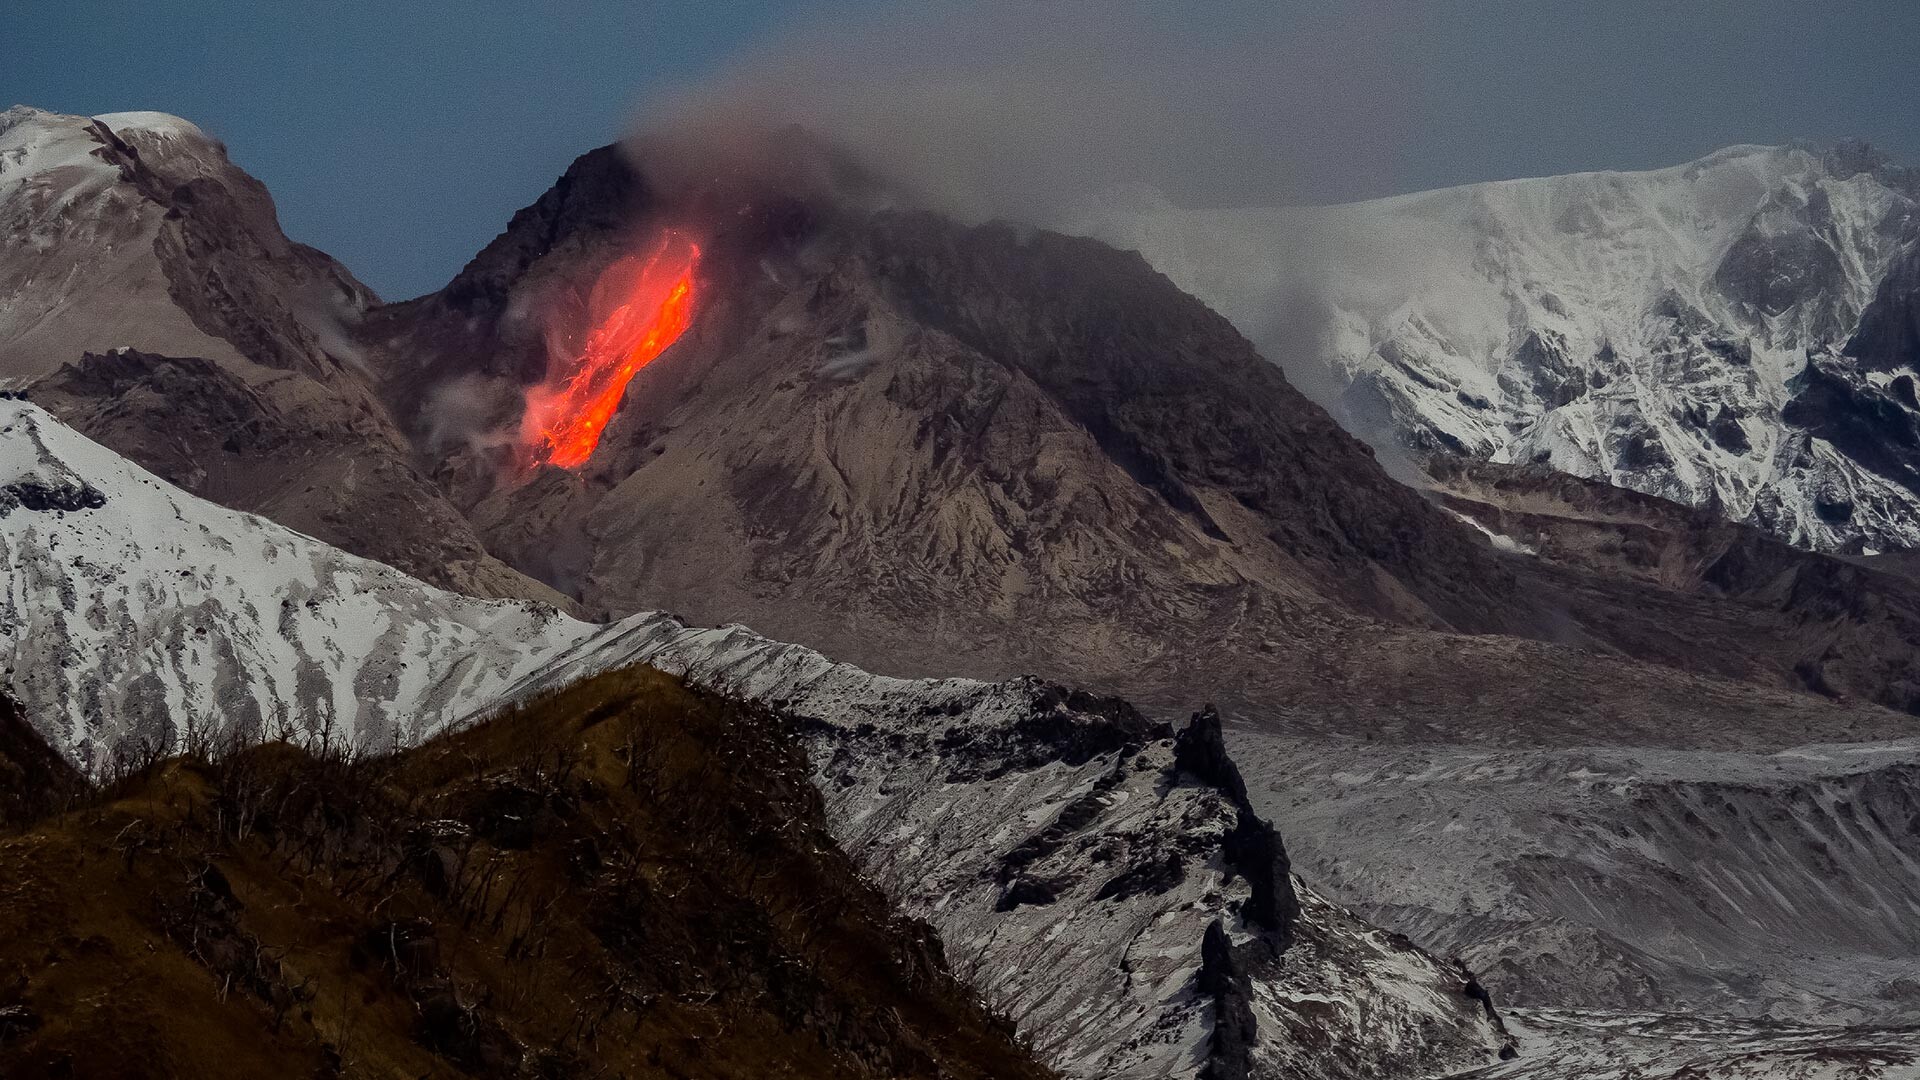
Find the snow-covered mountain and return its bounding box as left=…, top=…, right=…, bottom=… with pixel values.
left=1081, top=143, right=1920, bottom=551
left=0, top=105, right=557, bottom=601
left=0, top=397, right=1512, bottom=1078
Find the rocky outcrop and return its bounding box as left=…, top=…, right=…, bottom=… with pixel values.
left=1175, top=707, right=1299, bottom=938
left=1847, top=241, right=1920, bottom=374
left=0, top=477, right=104, bottom=516
left=1782, top=354, right=1920, bottom=499
left=1196, top=920, right=1259, bottom=1080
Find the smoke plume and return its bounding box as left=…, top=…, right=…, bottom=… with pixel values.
left=627, top=1, right=1412, bottom=230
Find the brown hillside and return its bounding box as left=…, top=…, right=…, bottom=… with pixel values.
left=0, top=668, right=1051, bottom=1080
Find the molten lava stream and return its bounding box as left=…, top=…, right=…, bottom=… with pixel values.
left=523, top=232, right=700, bottom=469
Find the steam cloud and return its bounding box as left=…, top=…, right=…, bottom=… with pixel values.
left=628, top=1, right=1413, bottom=229
left=422, top=374, right=517, bottom=456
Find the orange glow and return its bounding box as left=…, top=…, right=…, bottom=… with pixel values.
left=522, top=232, right=700, bottom=469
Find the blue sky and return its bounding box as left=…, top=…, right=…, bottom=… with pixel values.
left=5, top=1, right=1916, bottom=299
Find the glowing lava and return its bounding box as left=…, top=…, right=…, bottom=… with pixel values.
left=522, top=231, right=700, bottom=469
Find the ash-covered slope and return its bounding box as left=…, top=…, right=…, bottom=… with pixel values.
left=1236, top=727, right=1920, bottom=1030
left=0, top=105, right=555, bottom=602
left=0, top=400, right=1511, bottom=1079
left=1082, top=142, right=1920, bottom=552
left=1422, top=456, right=1920, bottom=715
left=1447, top=1010, right=1920, bottom=1080
left=366, top=139, right=1554, bottom=714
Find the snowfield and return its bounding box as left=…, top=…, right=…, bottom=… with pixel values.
left=0, top=399, right=586, bottom=769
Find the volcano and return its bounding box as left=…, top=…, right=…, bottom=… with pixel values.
left=368, top=141, right=1920, bottom=730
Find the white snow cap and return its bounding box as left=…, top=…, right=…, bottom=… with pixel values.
left=90, top=111, right=209, bottom=140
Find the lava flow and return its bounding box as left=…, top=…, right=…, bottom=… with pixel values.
left=522, top=231, right=700, bottom=469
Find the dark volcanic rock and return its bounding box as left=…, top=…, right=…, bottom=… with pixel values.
left=1196, top=919, right=1259, bottom=1080
left=1092, top=852, right=1187, bottom=902
left=1174, top=708, right=1299, bottom=938
left=1783, top=356, right=1920, bottom=496
left=0, top=479, right=105, bottom=515
left=1499, top=329, right=1585, bottom=408
left=1847, top=243, right=1920, bottom=374
left=1174, top=705, right=1250, bottom=805
left=1714, top=189, right=1850, bottom=332
left=441, top=146, right=650, bottom=318
left=1708, top=405, right=1752, bottom=454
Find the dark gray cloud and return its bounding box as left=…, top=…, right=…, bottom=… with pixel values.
left=630, top=1, right=1415, bottom=226
left=629, top=0, right=1920, bottom=233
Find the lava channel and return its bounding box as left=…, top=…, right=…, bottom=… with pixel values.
left=522, top=231, right=700, bottom=469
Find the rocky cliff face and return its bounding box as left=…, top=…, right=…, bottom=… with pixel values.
left=1083, top=142, right=1920, bottom=554
left=0, top=106, right=556, bottom=602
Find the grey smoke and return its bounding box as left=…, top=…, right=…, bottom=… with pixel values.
left=421, top=374, right=517, bottom=455
left=628, top=1, right=1411, bottom=230
left=289, top=277, right=371, bottom=374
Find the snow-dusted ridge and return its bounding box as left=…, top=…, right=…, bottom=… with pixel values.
left=0, top=399, right=586, bottom=769
left=1079, top=142, right=1920, bottom=552
left=1, top=398, right=1509, bottom=1078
